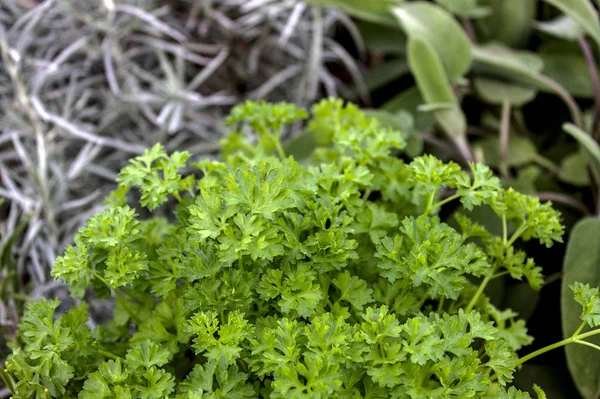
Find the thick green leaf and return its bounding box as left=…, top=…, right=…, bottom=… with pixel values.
left=541, top=0, right=600, bottom=47
left=434, top=0, right=492, bottom=18
left=473, top=44, right=584, bottom=127
left=381, top=86, right=436, bottom=131
left=535, top=15, right=583, bottom=41
left=477, top=136, right=538, bottom=167
left=307, top=0, right=403, bottom=26
left=473, top=77, right=537, bottom=106
left=357, top=20, right=406, bottom=54
left=472, top=44, right=544, bottom=89
left=407, top=36, right=467, bottom=143
left=563, top=123, right=600, bottom=175
left=539, top=41, right=598, bottom=98
left=362, top=60, right=410, bottom=91
left=393, top=2, right=472, bottom=82
left=476, top=0, right=538, bottom=46
left=561, top=218, right=600, bottom=399
left=559, top=151, right=591, bottom=186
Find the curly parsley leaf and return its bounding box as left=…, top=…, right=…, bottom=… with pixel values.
left=571, top=282, right=600, bottom=328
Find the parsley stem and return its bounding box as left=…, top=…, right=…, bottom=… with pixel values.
left=502, top=215, right=507, bottom=247
left=173, top=190, right=182, bottom=203
left=274, top=136, right=286, bottom=159
left=424, top=191, right=437, bottom=216
left=490, top=271, right=510, bottom=280
left=429, top=193, right=461, bottom=214
left=517, top=337, right=573, bottom=366
left=517, top=327, right=600, bottom=366
left=98, top=348, right=120, bottom=360
left=362, top=189, right=372, bottom=201
left=437, top=296, right=445, bottom=313
left=0, top=367, right=15, bottom=394
left=575, top=339, right=600, bottom=351
left=465, top=265, right=498, bottom=313
left=507, top=223, right=528, bottom=247
left=573, top=321, right=586, bottom=338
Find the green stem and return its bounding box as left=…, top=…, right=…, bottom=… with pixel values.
left=437, top=296, right=445, bottom=313
left=172, top=190, right=182, bottom=203
left=517, top=327, right=600, bottom=366
left=429, top=193, right=461, bottom=213
left=362, top=189, right=372, bottom=201
left=274, top=134, right=286, bottom=160
left=417, top=289, right=431, bottom=309
left=573, top=321, right=586, bottom=338
left=575, top=339, right=600, bottom=351
left=502, top=215, right=508, bottom=247
left=424, top=190, right=437, bottom=216
left=466, top=266, right=498, bottom=313
left=98, top=348, right=120, bottom=360
left=517, top=336, right=574, bottom=366
left=507, top=223, right=528, bottom=247
left=491, top=271, right=510, bottom=280
left=90, top=269, right=109, bottom=287
left=0, top=367, right=15, bottom=394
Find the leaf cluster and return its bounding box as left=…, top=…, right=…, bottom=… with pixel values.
left=4, top=100, right=584, bottom=399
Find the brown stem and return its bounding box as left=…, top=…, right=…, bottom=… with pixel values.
left=577, top=36, right=600, bottom=138
left=462, top=17, right=477, bottom=43
left=537, top=191, right=592, bottom=215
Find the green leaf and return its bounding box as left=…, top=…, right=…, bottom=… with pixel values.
left=475, top=0, right=538, bottom=46
left=473, top=78, right=537, bottom=106
left=563, top=123, right=600, bottom=178
left=362, top=59, right=410, bottom=92
left=393, top=2, right=473, bottom=82
left=332, top=271, right=374, bottom=310
left=571, top=282, right=600, bottom=328
left=477, top=136, right=538, bottom=167
left=363, top=109, right=424, bottom=156
left=559, top=150, right=591, bottom=186
left=186, top=310, right=254, bottom=368
left=357, top=20, right=407, bottom=54
left=125, top=340, right=172, bottom=370
left=472, top=44, right=544, bottom=89
left=561, top=217, right=600, bottom=399
left=434, top=0, right=492, bottom=18
left=535, top=15, right=583, bottom=41
left=117, top=143, right=191, bottom=210
left=381, top=86, right=436, bottom=132
left=472, top=43, right=583, bottom=126
left=306, top=0, right=403, bottom=26
left=540, top=0, right=600, bottom=47
left=539, top=41, right=599, bottom=98
left=406, top=36, right=467, bottom=144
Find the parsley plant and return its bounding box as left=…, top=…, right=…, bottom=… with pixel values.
left=3, top=99, right=600, bottom=399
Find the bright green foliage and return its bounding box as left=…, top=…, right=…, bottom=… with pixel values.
left=52, top=206, right=149, bottom=298
left=491, top=188, right=564, bottom=247
left=116, top=143, right=192, bottom=210
left=571, top=282, right=600, bottom=328
left=4, top=100, right=575, bottom=398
